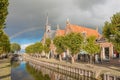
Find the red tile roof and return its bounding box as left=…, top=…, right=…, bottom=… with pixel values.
left=66, top=24, right=100, bottom=38
left=55, top=23, right=100, bottom=38
left=56, top=30, right=65, bottom=36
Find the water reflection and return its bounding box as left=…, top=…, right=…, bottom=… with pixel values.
left=26, top=63, right=50, bottom=80
left=27, top=63, right=95, bottom=80
left=11, top=61, right=34, bottom=80
left=11, top=61, right=95, bottom=80
left=11, top=61, right=20, bottom=68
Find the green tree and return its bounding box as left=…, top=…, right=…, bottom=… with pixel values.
left=0, top=0, right=10, bottom=56
left=83, top=36, right=100, bottom=64
left=103, top=12, right=120, bottom=53
left=64, top=33, right=83, bottom=63
left=53, top=36, right=65, bottom=61
left=25, top=42, right=43, bottom=57
left=0, top=32, right=10, bottom=54
left=44, top=38, right=51, bottom=59
left=0, top=0, right=9, bottom=29
left=25, top=44, right=34, bottom=54
left=45, top=38, right=51, bottom=47
left=10, top=43, right=21, bottom=53
left=43, top=45, right=50, bottom=54
left=34, top=42, right=43, bottom=54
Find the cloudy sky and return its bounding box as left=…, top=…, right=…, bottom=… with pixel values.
left=5, top=0, right=120, bottom=50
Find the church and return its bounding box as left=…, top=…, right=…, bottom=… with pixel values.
left=41, top=16, right=115, bottom=61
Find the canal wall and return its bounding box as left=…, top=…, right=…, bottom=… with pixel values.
left=23, top=56, right=97, bottom=79
left=23, top=55, right=120, bottom=80
left=28, top=62, right=95, bottom=80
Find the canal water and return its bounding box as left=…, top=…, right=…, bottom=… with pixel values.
left=11, top=61, right=94, bottom=80
left=11, top=61, right=34, bottom=80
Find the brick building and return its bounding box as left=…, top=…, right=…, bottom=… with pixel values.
left=41, top=17, right=114, bottom=60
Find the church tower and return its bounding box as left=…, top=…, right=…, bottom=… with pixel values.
left=45, top=14, right=51, bottom=34
left=42, top=14, right=51, bottom=44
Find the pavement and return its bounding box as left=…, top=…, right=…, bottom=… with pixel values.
left=0, top=59, right=11, bottom=80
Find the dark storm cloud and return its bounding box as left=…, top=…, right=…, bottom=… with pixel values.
left=5, top=0, right=120, bottom=47
left=6, top=0, right=69, bottom=36
left=73, top=0, right=107, bottom=11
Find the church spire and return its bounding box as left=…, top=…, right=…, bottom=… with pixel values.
left=46, top=13, right=48, bottom=26
left=45, top=13, right=49, bottom=33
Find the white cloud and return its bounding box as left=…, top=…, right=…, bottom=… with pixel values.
left=21, top=43, right=33, bottom=50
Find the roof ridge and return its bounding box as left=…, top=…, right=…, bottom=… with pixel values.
left=70, top=24, right=96, bottom=31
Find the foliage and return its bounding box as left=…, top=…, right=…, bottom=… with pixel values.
left=10, top=43, right=21, bottom=53
left=45, top=38, right=51, bottom=47
left=82, top=36, right=100, bottom=63
left=64, top=33, right=83, bottom=56
left=43, top=38, right=51, bottom=54
left=0, top=0, right=9, bottom=29
left=25, top=44, right=34, bottom=53
left=26, top=63, right=51, bottom=80
left=53, top=36, right=65, bottom=54
left=103, top=12, right=120, bottom=53
left=0, top=0, right=10, bottom=55
left=43, top=44, right=50, bottom=54
left=25, top=42, right=43, bottom=54
left=82, top=36, right=100, bottom=55
left=0, top=32, right=10, bottom=54
left=34, top=42, right=43, bottom=53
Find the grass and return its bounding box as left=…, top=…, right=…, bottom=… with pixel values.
left=0, top=59, right=11, bottom=80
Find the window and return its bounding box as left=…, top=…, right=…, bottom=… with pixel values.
left=82, top=32, right=86, bottom=37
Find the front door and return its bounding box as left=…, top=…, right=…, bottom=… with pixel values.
left=105, top=47, right=109, bottom=59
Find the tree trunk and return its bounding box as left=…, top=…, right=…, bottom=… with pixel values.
left=90, top=54, right=95, bottom=64
left=71, top=56, right=75, bottom=64
left=59, top=54, right=62, bottom=61
left=90, top=55, right=92, bottom=64
left=47, top=53, right=49, bottom=59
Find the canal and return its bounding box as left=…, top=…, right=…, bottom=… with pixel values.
left=11, top=61, right=94, bottom=80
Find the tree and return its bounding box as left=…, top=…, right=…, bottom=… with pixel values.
left=25, top=44, right=34, bottom=54
left=53, top=36, right=65, bottom=61
left=83, top=36, right=100, bottom=64
left=44, top=38, right=51, bottom=59
left=0, top=0, right=9, bottom=29
left=64, top=33, right=83, bottom=63
left=10, top=43, right=21, bottom=53
left=25, top=42, right=43, bottom=57
left=0, top=0, right=10, bottom=56
left=33, top=42, right=43, bottom=57
left=103, top=12, right=120, bottom=53
left=45, top=38, right=51, bottom=47
left=0, top=32, right=10, bottom=54
left=34, top=42, right=43, bottom=54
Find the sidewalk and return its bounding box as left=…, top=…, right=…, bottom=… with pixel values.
left=0, top=59, right=11, bottom=80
